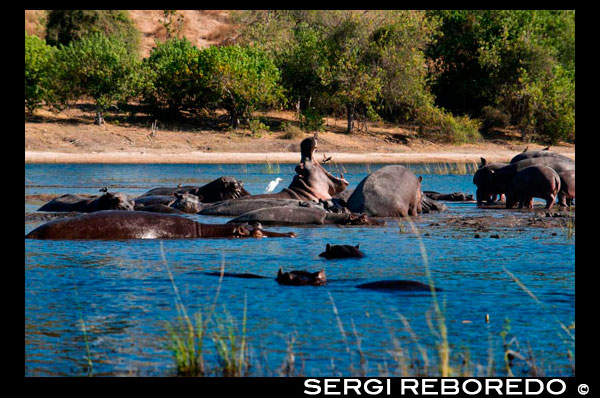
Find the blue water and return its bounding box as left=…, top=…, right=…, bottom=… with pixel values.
left=24, top=163, right=575, bottom=377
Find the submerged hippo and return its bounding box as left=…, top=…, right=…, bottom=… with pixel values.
left=319, top=243, right=364, bottom=259
left=346, top=165, right=423, bottom=217
left=38, top=192, right=135, bottom=213
left=200, top=198, right=324, bottom=217
left=505, top=165, right=561, bottom=210
left=133, top=193, right=202, bottom=214
left=276, top=268, right=326, bottom=286
left=25, top=210, right=296, bottom=240
left=423, top=191, right=474, bottom=202
left=356, top=280, right=441, bottom=292
left=140, top=176, right=251, bottom=202
left=227, top=206, right=383, bottom=226
left=240, top=134, right=349, bottom=202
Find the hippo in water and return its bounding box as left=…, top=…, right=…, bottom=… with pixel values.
left=472, top=158, right=510, bottom=205
left=319, top=243, right=364, bottom=259
left=200, top=198, right=325, bottom=217
left=505, top=165, right=561, bottom=210
left=227, top=206, right=383, bottom=226
left=133, top=193, right=202, bottom=214
left=474, top=156, right=574, bottom=206
left=239, top=134, right=349, bottom=202
left=356, top=280, right=441, bottom=292
left=38, top=192, right=135, bottom=213
left=423, top=191, right=474, bottom=202
left=346, top=165, right=423, bottom=217
left=25, top=210, right=296, bottom=240
left=276, top=268, right=326, bottom=286
left=139, top=176, right=251, bottom=202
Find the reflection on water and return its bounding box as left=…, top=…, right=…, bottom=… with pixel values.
left=24, top=163, right=574, bottom=376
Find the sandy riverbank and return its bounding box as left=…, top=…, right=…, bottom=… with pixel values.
left=24, top=149, right=575, bottom=164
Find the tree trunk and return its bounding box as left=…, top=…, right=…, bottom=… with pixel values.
left=95, top=108, right=104, bottom=125
left=230, top=108, right=240, bottom=129
left=346, top=103, right=355, bottom=134
left=295, top=99, right=301, bottom=119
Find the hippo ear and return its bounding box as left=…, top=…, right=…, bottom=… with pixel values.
left=355, top=243, right=360, bottom=249
left=522, top=147, right=528, bottom=153
left=417, top=176, right=423, bottom=183
left=480, top=157, right=487, bottom=166
left=326, top=243, right=331, bottom=252
left=277, top=267, right=283, bottom=278
left=543, top=146, right=550, bottom=151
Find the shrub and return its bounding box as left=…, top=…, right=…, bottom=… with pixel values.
left=299, top=106, right=325, bottom=132
left=53, top=32, right=141, bottom=124
left=198, top=44, right=286, bottom=128
left=481, top=106, right=510, bottom=132
left=281, top=122, right=304, bottom=139
left=25, top=32, right=57, bottom=113
left=141, top=38, right=205, bottom=119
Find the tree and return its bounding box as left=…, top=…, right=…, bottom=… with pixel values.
left=141, top=38, right=205, bottom=119
left=25, top=32, right=57, bottom=113
left=45, top=10, right=140, bottom=56
left=54, top=33, right=141, bottom=125
left=198, top=45, right=285, bottom=128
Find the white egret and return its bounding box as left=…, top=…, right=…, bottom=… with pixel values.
left=265, top=177, right=283, bottom=193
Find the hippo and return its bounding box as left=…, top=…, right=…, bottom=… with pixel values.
left=346, top=165, right=423, bottom=217
left=505, top=165, right=561, bottom=210
left=140, top=176, right=251, bottom=202
left=239, top=135, right=349, bottom=202
left=171, top=193, right=202, bottom=213
left=356, top=280, right=441, bottom=292
left=472, top=158, right=510, bottom=205
left=133, top=195, right=177, bottom=209
left=557, top=169, right=575, bottom=207
left=423, top=191, right=475, bottom=202
left=510, top=147, right=574, bottom=164
left=133, top=204, right=186, bottom=214
left=276, top=268, right=326, bottom=286
left=319, top=243, right=364, bottom=259
left=227, top=206, right=383, bottom=226
left=474, top=156, right=574, bottom=206
left=38, top=192, right=135, bottom=213
left=199, top=198, right=324, bottom=217
left=203, top=272, right=268, bottom=279
left=25, top=210, right=296, bottom=240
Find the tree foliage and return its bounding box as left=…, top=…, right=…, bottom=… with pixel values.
left=45, top=10, right=140, bottom=56
left=25, top=32, right=57, bottom=113
left=198, top=44, right=285, bottom=128
left=54, top=33, right=141, bottom=124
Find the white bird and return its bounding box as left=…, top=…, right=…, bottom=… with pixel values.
left=265, top=177, right=283, bottom=193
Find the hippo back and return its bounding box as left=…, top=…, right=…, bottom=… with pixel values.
left=346, top=165, right=422, bottom=217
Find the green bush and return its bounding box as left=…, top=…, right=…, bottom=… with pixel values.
left=54, top=32, right=141, bottom=124
left=25, top=32, right=57, bottom=113
left=46, top=10, right=140, bottom=56
left=299, top=106, right=325, bottom=132
left=141, top=38, right=205, bottom=119
left=198, top=44, right=286, bottom=128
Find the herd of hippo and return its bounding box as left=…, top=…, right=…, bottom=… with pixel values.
left=25, top=135, right=574, bottom=289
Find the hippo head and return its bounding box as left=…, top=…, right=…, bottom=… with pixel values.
left=276, top=268, right=326, bottom=286
left=473, top=166, right=496, bottom=205
left=232, top=224, right=296, bottom=238
left=172, top=193, right=202, bottom=213
left=195, top=176, right=251, bottom=203
left=97, top=192, right=135, bottom=211
left=290, top=136, right=349, bottom=201
left=348, top=213, right=384, bottom=226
